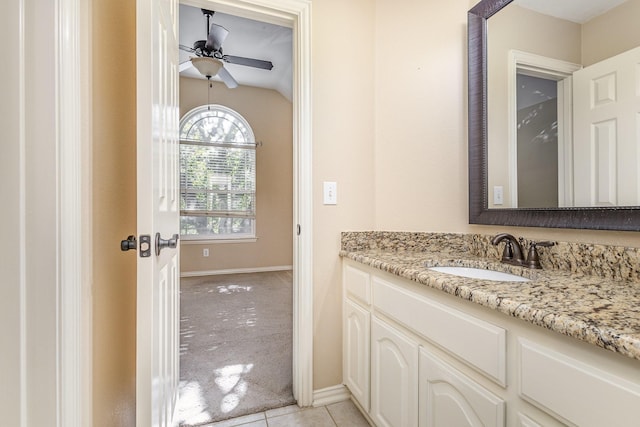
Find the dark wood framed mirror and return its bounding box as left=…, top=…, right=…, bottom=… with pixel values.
left=468, top=0, right=640, bottom=231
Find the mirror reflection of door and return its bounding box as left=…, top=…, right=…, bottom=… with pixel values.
left=573, top=46, right=640, bottom=207
left=516, top=73, right=559, bottom=208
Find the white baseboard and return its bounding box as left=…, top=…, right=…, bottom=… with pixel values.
left=312, top=384, right=351, bottom=407
left=180, top=265, right=293, bottom=278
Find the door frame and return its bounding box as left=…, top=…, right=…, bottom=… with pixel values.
left=43, top=0, right=94, bottom=424
left=180, top=0, right=313, bottom=406
left=507, top=50, right=581, bottom=208
left=60, top=0, right=94, bottom=422
left=179, top=0, right=313, bottom=405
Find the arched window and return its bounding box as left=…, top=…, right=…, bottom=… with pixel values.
left=179, top=105, right=256, bottom=239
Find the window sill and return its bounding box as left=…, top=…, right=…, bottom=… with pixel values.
left=180, top=237, right=258, bottom=245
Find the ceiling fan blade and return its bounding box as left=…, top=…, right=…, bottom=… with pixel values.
left=223, top=55, right=274, bottom=70
left=179, top=44, right=195, bottom=53
left=205, top=24, right=229, bottom=52
left=179, top=60, right=193, bottom=72
left=217, top=66, right=238, bottom=89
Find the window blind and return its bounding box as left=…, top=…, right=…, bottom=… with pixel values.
left=180, top=140, right=256, bottom=219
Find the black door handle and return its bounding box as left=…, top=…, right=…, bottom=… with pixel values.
left=120, top=235, right=137, bottom=252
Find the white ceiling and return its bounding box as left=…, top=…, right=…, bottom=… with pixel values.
left=179, top=4, right=293, bottom=101
left=515, top=0, right=628, bottom=24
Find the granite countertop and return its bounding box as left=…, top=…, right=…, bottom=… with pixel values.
left=340, top=245, right=640, bottom=362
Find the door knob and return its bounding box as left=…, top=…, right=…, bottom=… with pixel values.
left=155, top=232, right=179, bottom=256
left=120, top=235, right=137, bottom=251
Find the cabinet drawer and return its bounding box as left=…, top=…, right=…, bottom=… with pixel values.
left=373, top=276, right=506, bottom=385
left=344, top=263, right=371, bottom=306
left=519, top=338, right=640, bottom=426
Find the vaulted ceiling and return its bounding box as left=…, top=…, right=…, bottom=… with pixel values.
left=179, top=4, right=293, bottom=101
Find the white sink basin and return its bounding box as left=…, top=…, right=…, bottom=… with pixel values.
left=429, top=266, right=530, bottom=282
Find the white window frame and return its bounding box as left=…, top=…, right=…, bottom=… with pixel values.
left=179, top=104, right=257, bottom=241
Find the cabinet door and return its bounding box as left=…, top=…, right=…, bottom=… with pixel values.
left=344, top=299, right=370, bottom=411
left=419, top=349, right=505, bottom=427
left=371, top=316, right=419, bottom=427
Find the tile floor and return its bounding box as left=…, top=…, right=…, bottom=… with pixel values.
left=201, top=400, right=371, bottom=427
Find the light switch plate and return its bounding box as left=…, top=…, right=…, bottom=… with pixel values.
left=493, top=186, right=504, bottom=205
left=323, top=181, right=337, bottom=205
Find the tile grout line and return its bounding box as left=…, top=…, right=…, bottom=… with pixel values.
left=323, top=405, right=339, bottom=427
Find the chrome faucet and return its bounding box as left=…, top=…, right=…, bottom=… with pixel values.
left=491, top=233, right=555, bottom=269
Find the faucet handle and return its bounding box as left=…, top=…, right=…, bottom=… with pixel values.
left=500, top=240, right=515, bottom=262
left=526, top=241, right=555, bottom=269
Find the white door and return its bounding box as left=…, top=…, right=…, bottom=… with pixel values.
left=136, top=0, right=181, bottom=425
left=371, top=316, right=419, bottom=427
left=419, top=349, right=505, bottom=427
left=573, top=46, right=640, bottom=206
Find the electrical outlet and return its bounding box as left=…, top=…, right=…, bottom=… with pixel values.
left=203, top=248, right=209, bottom=257
left=323, top=181, right=337, bottom=205
left=493, top=186, right=504, bottom=205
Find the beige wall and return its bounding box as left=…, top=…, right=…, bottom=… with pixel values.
left=312, top=0, right=376, bottom=388
left=374, top=0, right=477, bottom=228
left=179, top=77, right=294, bottom=273
left=92, top=0, right=137, bottom=425
left=581, top=0, right=640, bottom=66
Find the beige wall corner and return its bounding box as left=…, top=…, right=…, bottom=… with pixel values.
left=581, top=0, right=640, bottom=66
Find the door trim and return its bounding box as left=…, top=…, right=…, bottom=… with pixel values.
left=181, top=0, right=314, bottom=406
left=59, top=0, right=93, bottom=425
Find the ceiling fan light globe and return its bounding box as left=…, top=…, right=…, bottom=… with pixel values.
left=191, top=57, right=223, bottom=78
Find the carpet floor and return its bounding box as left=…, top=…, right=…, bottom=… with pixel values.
left=175, top=271, right=295, bottom=426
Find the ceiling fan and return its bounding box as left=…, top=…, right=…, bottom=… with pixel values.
left=179, top=9, right=274, bottom=89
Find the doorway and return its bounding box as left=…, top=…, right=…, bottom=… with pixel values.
left=175, top=3, right=297, bottom=424
left=507, top=50, right=582, bottom=208
left=515, top=73, right=559, bottom=208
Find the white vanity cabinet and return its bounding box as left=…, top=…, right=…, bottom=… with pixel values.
left=343, top=260, right=507, bottom=427
left=342, top=259, right=640, bottom=427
